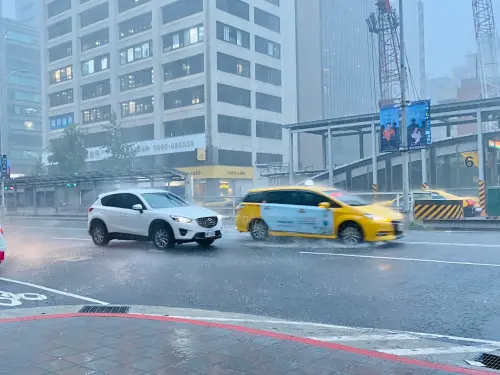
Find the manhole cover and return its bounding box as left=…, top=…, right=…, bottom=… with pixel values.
left=79, top=305, right=130, bottom=314
left=474, top=351, right=500, bottom=370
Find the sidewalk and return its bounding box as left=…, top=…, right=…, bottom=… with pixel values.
left=0, top=312, right=495, bottom=375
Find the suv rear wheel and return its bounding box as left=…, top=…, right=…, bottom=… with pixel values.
left=91, top=221, right=110, bottom=246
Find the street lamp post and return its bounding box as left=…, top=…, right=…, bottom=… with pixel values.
left=398, top=0, right=411, bottom=224
left=0, top=70, right=29, bottom=219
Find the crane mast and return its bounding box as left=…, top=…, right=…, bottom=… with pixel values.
left=473, top=0, right=500, bottom=99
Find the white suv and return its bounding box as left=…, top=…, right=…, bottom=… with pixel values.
left=88, top=189, right=223, bottom=249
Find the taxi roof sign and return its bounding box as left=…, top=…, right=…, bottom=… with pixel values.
left=304, top=179, right=315, bottom=186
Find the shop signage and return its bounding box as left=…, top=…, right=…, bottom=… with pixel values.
left=196, top=148, right=206, bottom=161
left=178, top=165, right=255, bottom=179
left=461, top=151, right=478, bottom=168
left=86, top=134, right=205, bottom=162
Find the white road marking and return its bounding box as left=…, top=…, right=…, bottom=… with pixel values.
left=401, top=241, right=500, bottom=248
left=308, top=334, right=420, bottom=342
left=378, top=346, right=497, bottom=356
left=52, top=238, right=90, bottom=241
left=60, top=256, right=93, bottom=261
left=0, top=277, right=109, bottom=305
left=300, top=252, right=500, bottom=268
left=4, top=226, right=87, bottom=231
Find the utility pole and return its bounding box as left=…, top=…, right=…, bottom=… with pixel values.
left=399, top=0, right=410, bottom=222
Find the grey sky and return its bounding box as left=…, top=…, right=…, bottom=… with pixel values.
left=422, top=0, right=500, bottom=78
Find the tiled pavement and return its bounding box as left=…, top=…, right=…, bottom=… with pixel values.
left=0, top=315, right=493, bottom=375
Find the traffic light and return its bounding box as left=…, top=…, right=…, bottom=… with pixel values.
left=66, top=183, right=77, bottom=187
left=4, top=186, right=13, bottom=190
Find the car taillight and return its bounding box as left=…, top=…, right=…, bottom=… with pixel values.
left=235, top=204, right=242, bottom=212
left=0, top=227, right=4, bottom=235
left=466, top=200, right=476, bottom=207
left=88, top=207, right=94, bottom=213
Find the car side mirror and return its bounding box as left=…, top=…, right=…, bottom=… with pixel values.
left=318, top=202, right=331, bottom=209
left=132, top=204, right=143, bottom=213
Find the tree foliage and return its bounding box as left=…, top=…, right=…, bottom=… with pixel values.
left=47, top=124, right=87, bottom=173
left=29, top=157, right=46, bottom=176
left=103, top=113, right=139, bottom=169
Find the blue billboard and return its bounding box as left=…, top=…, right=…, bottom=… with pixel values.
left=406, top=100, right=431, bottom=150
left=380, top=105, right=400, bottom=153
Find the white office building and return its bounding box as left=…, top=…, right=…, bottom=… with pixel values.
left=41, top=0, right=296, bottom=196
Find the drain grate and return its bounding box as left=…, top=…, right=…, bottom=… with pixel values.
left=79, top=305, right=130, bottom=314
left=474, top=352, right=500, bottom=370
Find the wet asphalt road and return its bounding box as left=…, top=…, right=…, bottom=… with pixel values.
left=0, top=218, right=499, bottom=342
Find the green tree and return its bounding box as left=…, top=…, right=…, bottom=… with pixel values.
left=29, top=156, right=46, bottom=176
left=47, top=124, right=88, bottom=174
left=103, top=113, right=139, bottom=169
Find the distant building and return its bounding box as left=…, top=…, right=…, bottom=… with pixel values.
left=41, top=0, right=297, bottom=196
left=15, top=0, right=41, bottom=25
left=0, top=17, right=42, bottom=174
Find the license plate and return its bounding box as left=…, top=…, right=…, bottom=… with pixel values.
left=206, top=231, right=216, bottom=238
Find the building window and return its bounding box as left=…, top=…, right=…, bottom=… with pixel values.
left=82, top=105, right=112, bottom=124
left=48, top=41, right=72, bottom=62
left=255, top=64, right=281, bottom=86
left=218, top=115, right=251, bottom=136
left=49, top=88, right=73, bottom=107
left=11, top=105, right=40, bottom=118
left=50, top=113, right=74, bottom=130
left=164, top=85, right=204, bottom=110
left=8, top=74, right=40, bottom=88
left=49, top=65, right=72, bottom=84
left=256, top=92, right=281, bottom=113
left=6, top=30, right=38, bottom=44
left=163, top=24, right=204, bottom=52
left=119, top=41, right=152, bottom=65
left=216, top=0, right=249, bottom=21
left=81, top=79, right=111, bottom=100
left=48, top=0, right=71, bottom=18
left=162, top=0, right=203, bottom=24
left=9, top=120, right=40, bottom=131
left=9, top=134, right=42, bottom=147
left=264, top=0, right=279, bottom=6
left=164, top=116, right=205, bottom=137
left=118, top=12, right=152, bottom=39
left=48, top=17, right=72, bottom=40
left=255, top=35, right=280, bottom=59
left=216, top=22, right=250, bottom=49
left=256, top=121, right=282, bottom=140
left=9, top=90, right=40, bottom=103
left=163, top=54, right=204, bottom=81
left=80, top=2, right=109, bottom=28
left=217, top=52, right=250, bottom=78
left=218, top=149, right=252, bottom=167
left=121, top=96, right=154, bottom=117
left=118, top=0, right=150, bottom=12
left=7, top=59, right=38, bottom=74
left=257, top=153, right=282, bottom=164
left=7, top=44, right=35, bottom=59
left=81, top=28, right=109, bottom=52
left=254, top=7, right=280, bottom=33
left=120, top=68, right=153, bottom=91
left=82, top=54, right=109, bottom=76
left=217, top=84, right=250, bottom=108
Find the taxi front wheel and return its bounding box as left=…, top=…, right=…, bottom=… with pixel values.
left=250, top=219, right=269, bottom=241
left=339, top=223, right=363, bottom=245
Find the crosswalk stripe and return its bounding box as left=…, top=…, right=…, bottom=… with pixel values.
left=377, top=346, right=496, bottom=356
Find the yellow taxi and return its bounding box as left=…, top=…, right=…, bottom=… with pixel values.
left=380, top=189, right=481, bottom=217
left=235, top=186, right=404, bottom=245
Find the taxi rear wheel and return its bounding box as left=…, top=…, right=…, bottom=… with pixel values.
left=339, top=223, right=363, bottom=245
left=250, top=219, right=269, bottom=241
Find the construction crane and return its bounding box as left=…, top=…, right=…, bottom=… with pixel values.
left=367, top=0, right=404, bottom=107
left=473, top=0, right=500, bottom=99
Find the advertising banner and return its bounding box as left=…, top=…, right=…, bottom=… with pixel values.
left=406, top=100, right=431, bottom=150
left=380, top=105, right=400, bottom=153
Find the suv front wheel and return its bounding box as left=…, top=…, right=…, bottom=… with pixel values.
left=152, top=224, right=175, bottom=250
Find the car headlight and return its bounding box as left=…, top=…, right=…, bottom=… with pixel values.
left=364, top=214, right=390, bottom=222
left=170, top=216, right=192, bottom=223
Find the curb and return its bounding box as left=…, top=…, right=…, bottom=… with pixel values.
left=0, top=309, right=495, bottom=375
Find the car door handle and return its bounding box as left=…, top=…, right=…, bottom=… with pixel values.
left=121, top=213, right=128, bottom=217
left=263, top=206, right=271, bottom=210
left=297, top=209, right=306, bottom=213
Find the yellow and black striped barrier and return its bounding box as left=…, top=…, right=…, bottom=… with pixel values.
left=414, top=200, right=464, bottom=220
left=422, top=182, right=428, bottom=190
left=479, top=180, right=486, bottom=216
left=372, top=184, right=378, bottom=201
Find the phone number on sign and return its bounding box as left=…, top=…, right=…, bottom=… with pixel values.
left=148, top=140, right=196, bottom=153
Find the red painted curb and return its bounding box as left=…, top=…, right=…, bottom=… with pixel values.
left=0, top=313, right=494, bottom=375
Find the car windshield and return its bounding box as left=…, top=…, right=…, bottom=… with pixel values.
left=323, top=190, right=368, bottom=206
left=141, top=192, right=189, bottom=208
